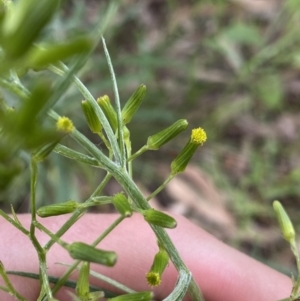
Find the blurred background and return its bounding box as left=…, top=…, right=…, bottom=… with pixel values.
left=1, top=0, right=300, bottom=277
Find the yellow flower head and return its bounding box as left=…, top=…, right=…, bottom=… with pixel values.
left=191, top=127, right=207, bottom=145
left=56, top=116, right=74, bottom=133
left=146, top=272, right=161, bottom=287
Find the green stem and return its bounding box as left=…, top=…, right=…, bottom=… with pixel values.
left=0, top=209, right=29, bottom=235
left=54, top=144, right=101, bottom=167
left=43, top=209, right=86, bottom=252
left=98, top=131, right=112, bottom=152
left=6, top=271, right=117, bottom=298
left=29, top=159, right=53, bottom=300
left=44, top=173, right=112, bottom=252
left=50, top=215, right=125, bottom=296
left=81, top=196, right=112, bottom=208
left=102, top=36, right=125, bottom=168
left=127, top=145, right=148, bottom=162
left=125, top=137, right=133, bottom=178
left=0, top=77, right=30, bottom=100
left=90, top=172, right=112, bottom=197
left=88, top=269, right=135, bottom=294
left=146, top=174, right=174, bottom=201
left=33, top=221, right=69, bottom=249
left=290, top=239, right=300, bottom=298
left=0, top=262, right=29, bottom=301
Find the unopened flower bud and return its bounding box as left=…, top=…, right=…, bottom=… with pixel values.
left=81, top=100, right=102, bottom=133
left=97, top=95, right=117, bottom=132
left=273, top=200, right=295, bottom=243
left=143, top=209, right=177, bottom=229
left=171, top=127, right=207, bottom=175
left=112, top=193, right=132, bottom=217
left=68, top=242, right=117, bottom=266
left=107, top=291, right=153, bottom=301
left=32, top=138, right=61, bottom=162
left=146, top=119, right=188, bottom=150
left=76, top=262, right=90, bottom=298
left=37, top=200, right=78, bottom=217
left=122, top=84, right=146, bottom=124
left=146, top=249, right=169, bottom=287
left=75, top=263, right=104, bottom=301
left=56, top=116, right=74, bottom=133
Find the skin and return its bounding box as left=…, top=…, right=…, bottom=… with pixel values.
left=0, top=213, right=292, bottom=301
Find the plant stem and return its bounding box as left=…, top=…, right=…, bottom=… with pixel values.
left=54, top=144, right=101, bottom=167
left=44, top=209, right=86, bottom=252
left=29, top=159, right=53, bottom=300
left=146, top=174, right=174, bottom=201
left=90, top=172, right=112, bottom=197
left=0, top=209, right=29, bottom=235
left=102, top=36, right=125, bottom=168
left=290, top=239, right=300, bottom=299
left=127, top=145, right=148, bottom=162
left=33, top=221, right=69, bottom=249
left=50, top=215, right=125, bottom=295
left=0, top=262, right=29, bottom=301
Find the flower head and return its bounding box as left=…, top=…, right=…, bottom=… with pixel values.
left=146, top=249, right=169, bottom=287
left=56, top=116, right=74, bottom=133
left=146, top=272, right=161, bottom=287
left=191, top=127, right=207, bottom=145
left=170, top=126, right=207, bottom=175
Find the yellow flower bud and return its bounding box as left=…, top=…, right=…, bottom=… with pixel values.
left=56, top=116, right=74, bottom=133
left=146, top=119, right=188, bottom=150
left=81, top=100, right=102, bottom=133
left=107, top=291, right=153, bottom=301
left=171, top=127, right=207, bottom=175
left=273, top=200, right=295, bottom=243
left=191, top=127, right=207, bottom=145
left=68, top=242, right=117, bottom=266
left=143, top=209, right=177, bottom=229
left=146, top=249, right=169, bottom=287
left=121, top=84, right=146, bottom=124
left=112, top=193, right=132, bottom=217
left=146, top=272, right=161, bottom=287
